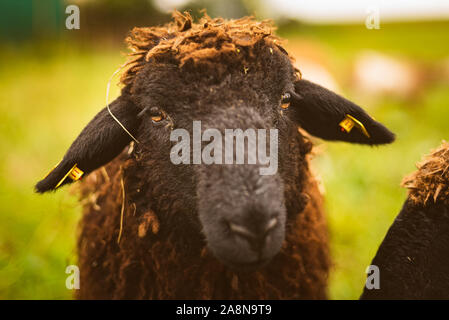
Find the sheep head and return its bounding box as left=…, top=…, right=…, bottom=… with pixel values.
left=36, top=12, right=395, bottom=270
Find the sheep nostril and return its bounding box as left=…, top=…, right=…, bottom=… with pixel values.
left=228, top=218, right=278, bottom=243
left=265, top=218, right=278, bottom=233
left=228, top=222, right=256, bottom=240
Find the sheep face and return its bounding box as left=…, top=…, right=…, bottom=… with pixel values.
left=36, top=14, right=395, bottom=271
left=128, top=46, right=296, bottom=268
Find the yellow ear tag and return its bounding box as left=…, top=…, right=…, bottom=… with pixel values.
left=339, top=116, right=355, bottom=133
left=339, top=114, right=370, bottom=138
left=55, top=163, right=84, bottom=189
left=69, top=165, right=84, bottom=180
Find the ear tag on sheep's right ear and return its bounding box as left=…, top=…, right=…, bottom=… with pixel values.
left=339, top=114, right=370, bottom=138
left=54, top=163, right=84, bottom=189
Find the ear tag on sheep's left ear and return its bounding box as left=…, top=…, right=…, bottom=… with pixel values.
left=68, top=165, right=84, bottom=181
left=54, top=163, right=84, bottom=189
left=339, top=114, right=370, bottom=138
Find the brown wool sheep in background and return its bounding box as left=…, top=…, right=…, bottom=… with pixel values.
left=36, top=12, right=394, bottom=299
left=362, top=142, right=449, bottom=299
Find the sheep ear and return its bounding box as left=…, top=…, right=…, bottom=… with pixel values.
left=289, top=79, right=395, bottom=145
left=35, top=96, right=140, bottom=193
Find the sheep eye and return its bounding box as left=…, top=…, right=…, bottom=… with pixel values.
left=146, top=107, right=165, bottom=124
left=137, top=106, right=166, bottom=124
left=151, top=115, right=163, bottom=123
left=280, top=92, right=291, bottom=109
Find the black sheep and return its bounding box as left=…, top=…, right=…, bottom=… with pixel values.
left=362, top=142, right=449, bottom=299
left=36, top=12, right=394, bottom=299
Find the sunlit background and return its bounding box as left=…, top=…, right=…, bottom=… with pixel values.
left=1, top=0, right=449, bottom=299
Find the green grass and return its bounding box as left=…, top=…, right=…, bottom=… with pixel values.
left=0, top=21, right=448, bottom=299
left=0, top=42, right=123, bottom=299
left=278, top=20, right=449, bottom=62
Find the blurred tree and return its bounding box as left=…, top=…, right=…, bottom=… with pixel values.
left=178, top=0, right=250, bottom=19
left=75, top=0, right=170, bottom=42
left=0, top=0, right=63, bottom=41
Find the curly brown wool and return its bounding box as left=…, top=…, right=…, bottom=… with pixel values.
left=402, top=141, right=449, bottom=206
left=121, top=11, right=292, bottom=86
left=76, top=149, right=329, bottom=299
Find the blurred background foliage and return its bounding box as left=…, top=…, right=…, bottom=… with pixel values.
left=0, top=0, right=448, bottom=299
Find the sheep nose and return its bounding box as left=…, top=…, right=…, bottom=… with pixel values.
left=228, top=217, right=278, bottom=252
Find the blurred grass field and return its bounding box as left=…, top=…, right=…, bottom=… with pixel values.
left=1, top=21, right=448, bottom=299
